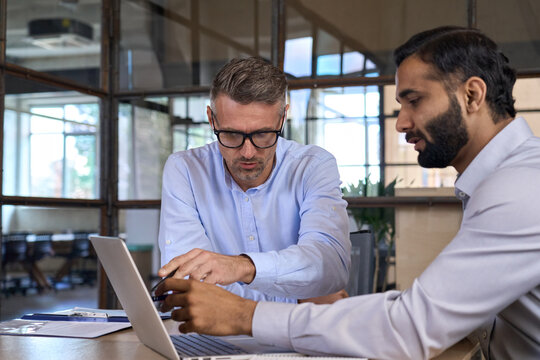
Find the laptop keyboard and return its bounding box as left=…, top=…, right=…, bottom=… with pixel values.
left=171, top=334, right=248, bottom=357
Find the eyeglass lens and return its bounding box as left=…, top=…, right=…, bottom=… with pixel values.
left=218, top=132, right=277, bottom=148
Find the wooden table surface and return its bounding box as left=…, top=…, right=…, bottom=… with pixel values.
left=0, top=319, right=479, bottom=360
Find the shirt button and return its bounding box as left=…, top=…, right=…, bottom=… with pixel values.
left=166, top=239, right=171, bottom=245
left=459, top=191, right=466, bottom=198
left=332, top=206, right=336, bottom=211
left=248, top=235, right=255, bottom=241
left=245, top=197, right=249, bottom=202
left=482, top=330, right=487, bottom=339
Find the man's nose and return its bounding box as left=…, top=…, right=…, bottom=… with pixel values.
left=396, top=109, right=413, bottom=133
left=240, top=137, right=257, bottom=158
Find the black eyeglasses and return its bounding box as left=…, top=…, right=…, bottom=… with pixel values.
left=211, top=110, right=284, bottom=149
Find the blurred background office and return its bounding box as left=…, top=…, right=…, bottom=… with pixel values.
left=1, top=0, right=539, bottom=320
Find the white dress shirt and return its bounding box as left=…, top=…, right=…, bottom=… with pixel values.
left=252, top=117, right=540, bottom=359
left=158, top=137, right=351, bottom=302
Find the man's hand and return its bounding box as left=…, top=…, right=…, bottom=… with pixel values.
left=158, top=249, right=256, bottom=285
left=157, top=278, right=256, bottom=336
left=298, top=289, right=348, bottom=304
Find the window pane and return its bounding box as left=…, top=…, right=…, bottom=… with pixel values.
left=64, top=104, right=99, bottom=125
left=286, top=89, right=310, bottom=144
left=284, top=37, right=313, bottom=78
left=386, top=165, right=458, bottom=188
left=284, top=4, right=314, bottom=78
left=317, top=54, right=340, bottom=76
left=284, top=0, right=468, bottom=77
left=119, top=0, right=272, bottom=91
left=173, top=124, right=214, bottom=153
left=514, top=78, right=540, bottom=137
left=343, top=50, right=365, bottom=75
left=172, top=95, right=210, bottom=123
left=477, top=0, right=540, bottom=74
left=519, top=112, right=540, bottom=137
left=6, top=0, right=101, bottom=88
left=340, top=166, right=367, bottom=190
left=367, top=122, right=381, bottom=164
left=4, top=80, right=100, bottom=199
left=31, top=115, right=64, bottom=133
left=316, top=30, right=340, bottom=76
left=65, top=135, right=97, bottom=198
left=118, top=101, right=172, bottom=200
left=324, top=121, right=366, bottom=165
left=367, top=165, right=381, bottom=184
left=119, top=208, right=161, bottom=281
left=383, top=84, right=400, bottom=116
left=3, top=110, right=19, bottom=196
left=118, top=93, right=216, bottom=200
left=288, top=87, right=381, bottom=188
left=384, top=117, right=417, bottom=165
left=514, top=78, right=540, bottom=110
left=30, top=133, right=64, bottom=197
left=31, top=107, right=64, bottom=119
left=1, top=205, right=99, bottom=320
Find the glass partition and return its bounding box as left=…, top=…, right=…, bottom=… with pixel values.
left=6, top=0, right=102, bottom=88
left=1, top=205, right=99, bottom=320
left=477, top=0, right=540, bottom=74
left=118, top=94, right=217, bottom=200
left=119, top=208, right=161, bottom=289
left=514, top=78, right=540, bottom=136
left=3, top=76, right=100, bottom=199
left=171, top=94, right=214, bottom=152
left=284, top=0, right=468, bottom=78
left=288, top=86, right=381, bottom=188
left=119, top=0, right=272, bottom=91
left=118, top=98, right=171, bottom=200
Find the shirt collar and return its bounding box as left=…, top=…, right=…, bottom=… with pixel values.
left=455, top=117, right=533, bottom=201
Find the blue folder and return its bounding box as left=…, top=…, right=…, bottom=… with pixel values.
left=21, top=313, right=130, bottom=322
left=21, top=311, right=170, bottom=322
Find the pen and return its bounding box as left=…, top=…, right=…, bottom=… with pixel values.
left=150, top=268, right=177, bottom=302
left=151, top=294, right=168, bottom=302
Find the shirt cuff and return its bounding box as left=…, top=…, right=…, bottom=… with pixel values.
left=242, top=251, right=277, bottom=292
left=252, top=301, right=296, bottom=350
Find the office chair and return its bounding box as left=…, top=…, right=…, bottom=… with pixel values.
left=54, top=232, right=96, bottom=288
left=1, top=233, right=31, bottom=297
left=345, top=230, right=375, bottom=296
left=26, top=233, right=55, bottom=291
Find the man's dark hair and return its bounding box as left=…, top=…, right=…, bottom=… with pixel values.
left=210, top=57, right=287, bottom=114
left=394, top=26, right=516, bottom=122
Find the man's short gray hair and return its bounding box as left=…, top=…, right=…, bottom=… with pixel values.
left=210, top=57, right=288, bottom=114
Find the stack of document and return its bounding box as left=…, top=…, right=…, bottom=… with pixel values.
left=21, top=307, right=132, bottom=322
left=0, top=307, right=169, bottom=338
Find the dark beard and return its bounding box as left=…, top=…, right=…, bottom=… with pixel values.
left=410, top=94, right=469, bottom=168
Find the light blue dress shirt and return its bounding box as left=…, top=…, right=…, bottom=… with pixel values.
left=253, top=117, right=540, bottom=359
left=158, top=137, right=351, bottom=303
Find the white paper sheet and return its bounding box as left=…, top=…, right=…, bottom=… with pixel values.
left=0, top=319, right=131, bottom=338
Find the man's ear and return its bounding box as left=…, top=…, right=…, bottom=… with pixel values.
left=463, top=76, right=487, bottom=114
left=207, top=105, right=215, bottom=129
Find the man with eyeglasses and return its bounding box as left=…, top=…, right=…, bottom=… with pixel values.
left=157, top=57, right=351, bottom=304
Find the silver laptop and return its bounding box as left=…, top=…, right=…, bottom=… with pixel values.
left=90, top=236, right=297, bottom=360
